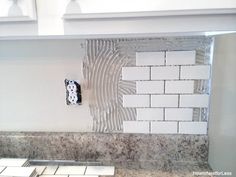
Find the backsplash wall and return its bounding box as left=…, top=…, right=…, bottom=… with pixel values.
left=84, top=37, right=213, bottom=134
left=0, top=37, right=213, bottom=133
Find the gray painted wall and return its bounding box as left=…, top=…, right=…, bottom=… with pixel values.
left=209, top=33, right=236, bottom=176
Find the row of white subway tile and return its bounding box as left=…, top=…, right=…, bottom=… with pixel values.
left=123, top=121, right=207, bottom=134
left=123, top=94, right=209, bottom=108
left=137, top=80, right=194, bottom=94
left=137, top=108, right=193, bottom=121
left=122, top=65, right=211, bottom=80
left=136, top=51, right=196, bottom=66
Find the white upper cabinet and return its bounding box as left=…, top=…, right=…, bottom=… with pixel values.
left=0, top=0, right=37, bottom=22
left=0, top=0, right=38, bottom=37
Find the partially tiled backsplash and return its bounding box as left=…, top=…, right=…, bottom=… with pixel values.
left=84, top=37, right=213, bottom=134
left=122, top=50, right=210, bottom=134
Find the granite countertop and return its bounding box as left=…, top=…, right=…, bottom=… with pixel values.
left=113, top=164, right=213, bottom=177
left=0, top=132, right=212, bottom=177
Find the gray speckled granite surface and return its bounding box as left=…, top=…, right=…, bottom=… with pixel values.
left=113, top=163, right=213, bottom=177
left=0, top=132, right=208, bottom=171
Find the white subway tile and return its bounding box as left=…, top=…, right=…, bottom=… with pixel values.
left=179, top=122, right=207, bottom=134
left=180, top=65, right=211, bottom=80
left=123, top=121, right=149, bottom=134
left=180, top=94, right=209, bottom=107
left=1, top=167, right=36, bottom=177
left=166, top=51, right=196, bottom=65
left=123, top=95, right=149, bottom=107
left=43, top=166, right=58, bottom=175
left=56, top=166, right=86, bottom=175
left=136, top=52, right=165, bottom=66
left=151, top=121, right=178, bottom=134
left=165, top=80, right=194, bottom=94
left=151, top=95, right=178, bottom=107
left=0, top=158, right=28, bottom=167
left=136, top=81, right=164, bottom=94
left=86, top=166, right=114, bottom=176
left=165, top=108, right=193, bottom=121
left=151, top=66, right=179, bottom=80
left=40, top=175, right=68, bottom=177
left=122, top=67, right=150, bottom=80
left=137, top=108, right=164, bottom=121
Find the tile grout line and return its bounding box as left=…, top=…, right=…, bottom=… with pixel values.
left=164, top=51, right=166, bottom=66
left=179, top=65, right=181, bottom=80
left=149, top=121, right=151, bottom=133
left=123, top=79, right=208, bottom=81
left=84, top=166, right=88, bottom=175
left=164, top=80, right=166, bottom=94
left=149, top=66, right=151, bottom=80
left=41, top=166, right=47, bottom=175
left=125, top=106, right=207, bottom=109
left=127, top=93, right=208, bottom=95
left=0, top=166, right=7, bottom=174
left=54, top=166, right=59, bottom=175
left=178, top=94, right=180, bottom=108
left=149, top=94, right=151, bottom=107
left=177, top=121, right=180, bottom=133
left=163, top=108, right=165, bottom=121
